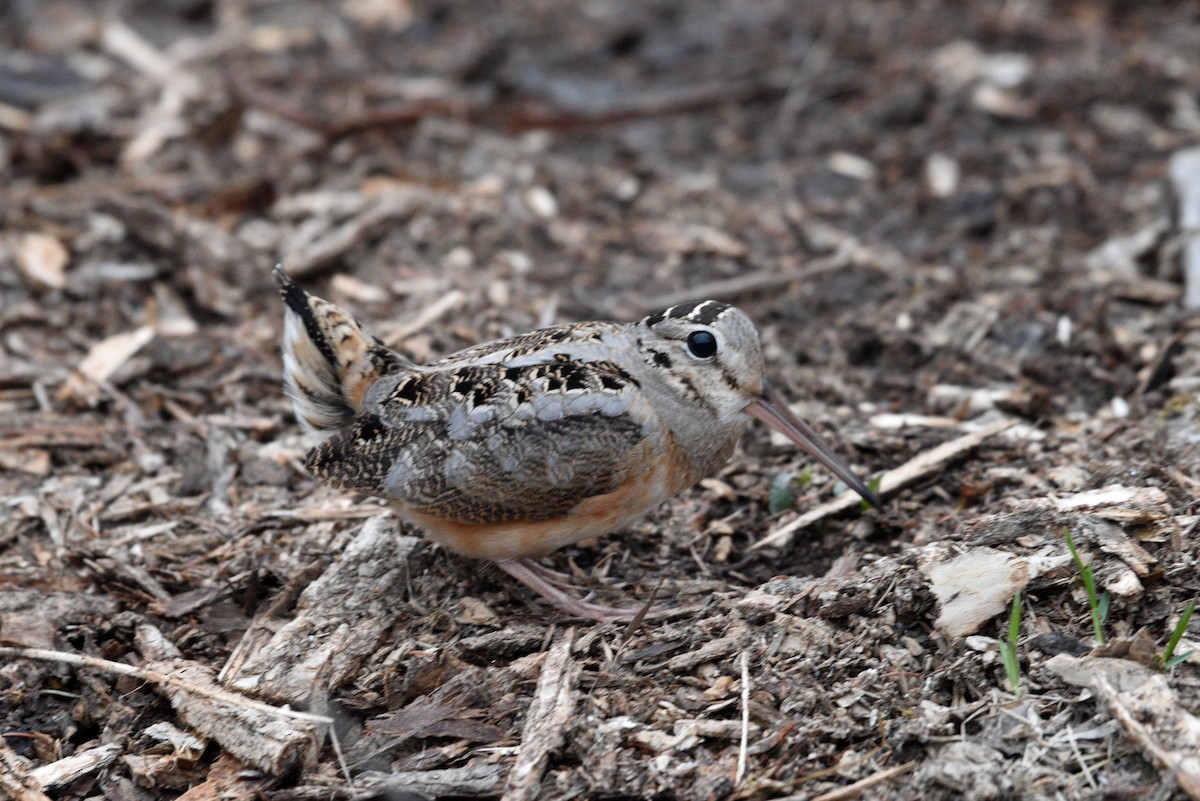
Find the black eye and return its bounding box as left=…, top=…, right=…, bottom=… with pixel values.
left=686, top=330, right=718, bottom=359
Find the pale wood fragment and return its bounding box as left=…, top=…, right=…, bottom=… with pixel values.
left=1048, top=655, right=1200, bottom=799
left=0, top=646, right=324, bottom=777
left=0, top=737, right=54, bottom=801
left=503, top=631, right=580, bottom=801
left=29, top=743, right=123, bottom=789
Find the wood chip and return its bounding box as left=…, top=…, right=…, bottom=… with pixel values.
left=15, top=233, right=69, bottom=290
left=29, top=744, right=122, bottom=790
left=57, top=325, right=156, bottom=401
left=919, top=545, right=1071, bottom=637
left=356, top=764, right=504, bottom=797
left=1048, top=655, right=1200, bottom=799
left=503, top=631, right=579, bottom=801
left=0, top=612, right=56, bottom=649
left=0, top=449, right=51, bottom=476
left=175, top=753, right=268, bottom=801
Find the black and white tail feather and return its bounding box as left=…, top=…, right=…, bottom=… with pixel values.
left=273, top=265, right=409, bottom=437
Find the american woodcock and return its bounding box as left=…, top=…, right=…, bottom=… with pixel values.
left=274, top=266, right=879, bottom=621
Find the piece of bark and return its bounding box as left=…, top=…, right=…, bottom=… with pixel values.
left=503, top=631, right=580, bottom=801
left=176, top=753, right=270, bottom=801
left=149, top=660, right=321, bottom=776
left=226, top=515, right=424, bottom=705
left=371, top=699, right=506, bottom=745
left=661, top=623, right=751, bottom=673
left=1047, top=655, right=1200, bottom=799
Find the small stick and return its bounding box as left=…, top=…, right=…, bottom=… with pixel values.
left=808, top=762, right=916, bottom=801
left=736, top=651, right=751, bottom=785
left=755, top=419, right=1017, bottom=550
left=379, top=290, right=468, bottom=347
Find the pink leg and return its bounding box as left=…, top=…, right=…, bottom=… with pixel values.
left=497, top=558, right=665, bottom=622
left=517, top=559, right=585, bottom=592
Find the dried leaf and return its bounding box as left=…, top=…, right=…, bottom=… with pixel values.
left=16, top=233, right=69, bottom=290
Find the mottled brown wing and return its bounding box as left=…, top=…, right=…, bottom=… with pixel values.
left=305, top=363, right=649, bottom=524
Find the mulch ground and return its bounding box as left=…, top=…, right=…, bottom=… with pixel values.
left=2, top=2, right=1199, bottom=799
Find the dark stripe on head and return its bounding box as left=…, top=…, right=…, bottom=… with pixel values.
left=644, top=300, right=732, bottom=328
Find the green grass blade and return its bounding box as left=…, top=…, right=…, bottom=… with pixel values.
left=999, top=590, right=1022, bottom=696
left=1064, top=527, right=1105, bottom=644
left=1163, top=599, right=1196, bottom=668
left=1008, top=590, right=1022, bottom=645
left=1166, top=651, right=1193, bottom=669
left=859, top=475, right=882, bottom=512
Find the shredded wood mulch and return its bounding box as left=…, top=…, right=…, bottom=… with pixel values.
left=2, top=2, right=1199, bottom=799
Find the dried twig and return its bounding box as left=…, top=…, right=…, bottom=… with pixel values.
left=379, top=290, right=469, bottom=347
left=755, top=419, right=1018, bottom=550
left=259, top=505, right=391, bottom=521
left=808, top=762, right=916, bottom=801
left=736, top=651, right=751, bottom=786
left=235, top=77, right=785, bottom=142
left=30, top=745, right=123, bottom=791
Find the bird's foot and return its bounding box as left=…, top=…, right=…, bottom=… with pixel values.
left=497, top=558, right=666, bottom=623
left=514, top=559, right=588, bottom=592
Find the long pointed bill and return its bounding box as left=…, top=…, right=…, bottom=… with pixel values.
left=745, top=380, right=881, bottom=508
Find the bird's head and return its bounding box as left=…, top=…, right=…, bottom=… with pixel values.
left=639, top=300, right=879, bottom=507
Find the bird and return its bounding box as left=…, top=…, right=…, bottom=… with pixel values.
left=273, top=266, right=880, bottom=621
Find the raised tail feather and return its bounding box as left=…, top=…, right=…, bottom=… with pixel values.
left=273, top=266, right=408, bottom=434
